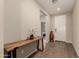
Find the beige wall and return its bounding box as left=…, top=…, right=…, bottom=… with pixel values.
left=21, top=0, right=41, bottom=40
left=50, top=13, right=72, bottom=43
left=72, top=0, right=79, bottom=56
left=66, top=13, right=73, bottom=43
left=4, top=0, right=41, bottom=44
left=0, top=0, right=4, bottom=57
left=4, top=0, right=21, bottom=44
left=50, top=16, right=55, bottom=31
left=4, top=0, right=50, bottom=46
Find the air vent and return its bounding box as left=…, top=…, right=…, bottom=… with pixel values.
left=52, top=0, right=58, bottom=4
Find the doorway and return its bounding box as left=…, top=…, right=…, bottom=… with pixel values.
left=40, top=10, right=48, bottom=49
left=41, top=22, right=46, bottom=36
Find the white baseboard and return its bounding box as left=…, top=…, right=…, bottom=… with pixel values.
left=72, top=44, right=79, bottom=57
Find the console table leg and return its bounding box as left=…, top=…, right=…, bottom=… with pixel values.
left=37, top=38, right=44, bottom=51
left=12, top=48, right=17, bottom=58
left=7, top=52, right=11, bottom=58
left=37, top=40, right=39, bottom=50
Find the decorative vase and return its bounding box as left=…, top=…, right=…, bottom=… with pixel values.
left=30, top=34, right=34, bottom=39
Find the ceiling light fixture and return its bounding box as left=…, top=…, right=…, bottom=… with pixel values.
left=57, top=8, right=60, bottom=11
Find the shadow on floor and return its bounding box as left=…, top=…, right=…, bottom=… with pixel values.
left=31, top=41, right=78, bottom=58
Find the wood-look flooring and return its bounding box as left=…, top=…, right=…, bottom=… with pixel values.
left=32, top=41, right=78, bottom=58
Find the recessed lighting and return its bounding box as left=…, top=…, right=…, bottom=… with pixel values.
left=57, top=8, right=60, bottom=11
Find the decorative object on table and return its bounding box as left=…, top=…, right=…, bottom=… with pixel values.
left=29, top=29, right=35, bottom=40
left=49, top=31, right=54, bottom=42
left=42, top=33, right=46, bottom=38
left=30, top=34, right=34, bottom=39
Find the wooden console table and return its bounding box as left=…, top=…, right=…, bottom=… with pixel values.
left=4, top=36, right=44, bottom=58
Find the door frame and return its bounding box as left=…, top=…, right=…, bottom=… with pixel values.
left=54, top=15, right=67, bottom=42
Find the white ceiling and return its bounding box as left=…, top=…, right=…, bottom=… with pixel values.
left=36, top=0, right=76, bottom=15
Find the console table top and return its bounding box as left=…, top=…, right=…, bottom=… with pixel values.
left=4, top=36, right=42, bottom=52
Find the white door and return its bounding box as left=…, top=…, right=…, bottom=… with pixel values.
left=55, top=15, right=66, bottom=42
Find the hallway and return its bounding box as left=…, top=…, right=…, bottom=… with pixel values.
left=1, top=0, right=79, bottom=58
left=32, top=41, right=78, bottom=58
